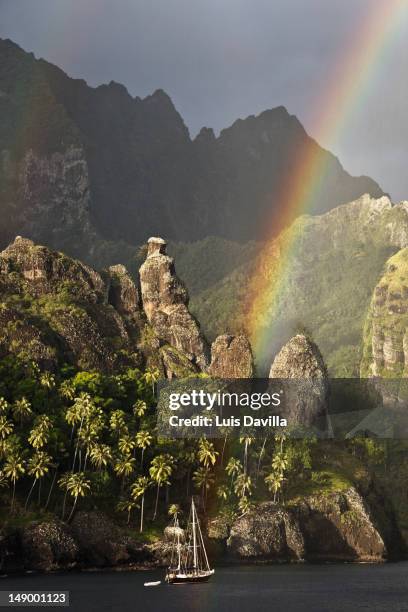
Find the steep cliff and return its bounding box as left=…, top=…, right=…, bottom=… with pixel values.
left=0, top=37, right=383, bottom=257
left=361, top=248, right=408, bottom=377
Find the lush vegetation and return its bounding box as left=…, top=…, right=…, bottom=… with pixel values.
left=188, top=223, right=398, bottom=376
left=0, top=355, right=396, bottom=538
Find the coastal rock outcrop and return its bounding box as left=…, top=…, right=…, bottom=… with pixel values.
left=227, top=503, right=305, bottom=561
left=139, top=237, right=209, bottom=370
left=70, top=511, right=152, bottom=567
left=269, top=334, right=329, bottom=427
left=295, top=488, right=386, bottom=562
left=208, top=334, right=254, bottom=378
left=18, top=521, right=78, bottom=571
left=221, top=487, right=389, bottom=563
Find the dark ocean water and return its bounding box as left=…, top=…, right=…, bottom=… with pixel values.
left=2, top=563, right=408, bottom=612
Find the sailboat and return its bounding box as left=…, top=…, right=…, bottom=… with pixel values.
left=165, top=498, right=215, bottom=584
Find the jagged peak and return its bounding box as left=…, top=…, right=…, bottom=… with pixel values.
left=97, top=80, right=130, bottom=97
left=269, top=333, right=327, bottom=379
left=194, top=126, right=216, bottom=144
left=144, top=88, right=174, bottom=107
left=310, top=193, right=393, bottom=222
left=0, top=37, right=31, bottom=55
left=218, top=105, right=296, bottom=139
left=146, top=236, right=168, bottom=258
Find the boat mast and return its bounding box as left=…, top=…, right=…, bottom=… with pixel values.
left=196, top=509, right=210, bottom=571
left=176, top=515, right=181, bottom=571
left=192, top=498, right=198, bottom=570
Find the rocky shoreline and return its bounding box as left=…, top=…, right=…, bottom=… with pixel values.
left=1, top=486, right=404, bottom=575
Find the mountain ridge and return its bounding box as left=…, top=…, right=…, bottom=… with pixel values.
left=0, top=37, right=384, bottom=259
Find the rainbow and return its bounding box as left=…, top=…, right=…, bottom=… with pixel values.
left=246, top=0, right=408, bottom=364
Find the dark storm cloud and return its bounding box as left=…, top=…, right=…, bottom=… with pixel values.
left=0, top=0, right=407, bottom=199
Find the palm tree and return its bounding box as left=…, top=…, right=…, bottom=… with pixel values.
left=256, top=436, right=269, bottom=480
left=168, top=503, right=181, bottom=519
left=44, top=462, right=59, bottom=511
left=265, top=470, right=284, bottom=503
left=234, top=473, right=253, bottom=499
left=131, top=476, right=150, bottom=533
left=192, top=466, right=215, bottom=506
left=89, top=443, right=112, bottom=471
left=12, top=398, right=32, bottom=427
left=110, top=410, right=127, bottom=439
left=133, top=400, right=147, bottom=418
left=25, top=451, right=52, bottom=509
left=66, top=472, right=91, bottom=522
left=238, top=495, right=252, bottom=515
left=182, top=448, right=196, bottom=498
left=272, top=452, right=288, bottom=474
left=67, top=395, right=94, bottom=472
left=58, top=472, right=71, bottom=520
left=114, top=455, right=136, bottom=489
left=144, top=367, right=160, bottom=397
left=239, top=435, right=254, bottom=475
left=216, top=484, right=229, bottom=502
left=65, top=398, right=85, bottom=440
left=4, top=454, right=25, bottom=512
left=149, top=454, right=173, bottom=520
left=40, top=372, right=55, bottom=390
left=118, top=435, right=135, bottom=456
left=135, top=430, right=153, bottom=468
left=219, top=426, right=232, bottom=467
left=197, top=438, right=219, bottom=468
left=0, top=415, right=14, bottom=440
left=0, top=397, right=9, bottom=414
left=77, top=426, right=99, bottom=472
left=28, top=415, right=52, bottom=450
left=225, top=457, right=242, bottom=487
left=117, top=499, right=138, bottom=525
left=59, top=380, right=76, bottom=401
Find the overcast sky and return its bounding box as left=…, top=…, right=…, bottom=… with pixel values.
left=0, top=0, right=407, bottom=200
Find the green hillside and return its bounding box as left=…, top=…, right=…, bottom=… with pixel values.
left=188, top=196, right=408, bottom=375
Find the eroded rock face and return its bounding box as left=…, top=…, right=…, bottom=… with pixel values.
left=70, top=511, right=138, bottom=567
left=227, top=503, right=305, bottom=561
left=0, top=237, right=141, bottom=372
left=209, top=334, right=254, bottom=378
left=17, top=147, right=95, bottom=257
left=107, top=264, right=140, bottom=314
left=1, top=236, right=104, bottom=300
left=269, top=334, right=329, bottom=427
left=296, top=488, right=386, bottom=562
left=224, top=487, right=388, bottom=563
left=361, top=248, right=408, bottom=377
left=0, top=305, right=59, bottom=370
left=139, top=237, right=208, bottom=369
left=18, top=521, right=78, bottom=571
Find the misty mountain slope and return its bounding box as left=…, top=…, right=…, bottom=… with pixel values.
left=189, top=195, right=408, bottom=375
left=0, top=37, right=383, bottom=258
